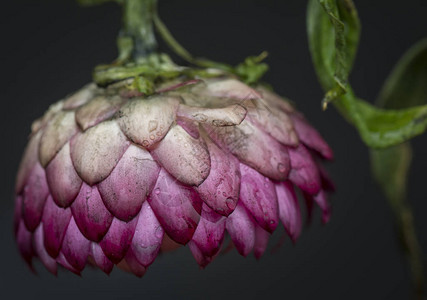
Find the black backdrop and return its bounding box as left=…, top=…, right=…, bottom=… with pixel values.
left=1, top=1, right=427, bottom=299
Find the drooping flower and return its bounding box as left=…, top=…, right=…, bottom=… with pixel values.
left=14, top=76, right=333, bottom=276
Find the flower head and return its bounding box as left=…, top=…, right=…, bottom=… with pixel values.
left=15, top=76, right=333, bottom=276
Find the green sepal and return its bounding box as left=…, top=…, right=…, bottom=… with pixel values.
left=234, top=52, right=269, bottom=85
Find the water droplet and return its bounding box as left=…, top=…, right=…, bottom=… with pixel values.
left=184, top=143, right=189, bottom=147
left=270, top=220, right=276, bottom=225
left=154, top=188, right=160, bottom=195
left=226, top=198, right=236, bottom=210
left=150, top=134, right=155, bottom=140
left=264, top=177, right=269, bottom=182
left=142, top=140, right=149, bottom=147
left=148, top=120, right=158, bottom=132
left=277, top=163, right=286, bottom=173
left=155, top=226, right=163, bottom=238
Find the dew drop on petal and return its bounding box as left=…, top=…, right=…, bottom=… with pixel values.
left=154, top=188, right=160, bottom=195
left=226, top=198, right=236, bottom=210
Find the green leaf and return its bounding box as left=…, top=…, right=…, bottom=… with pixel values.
left=371, top=143, right=412, bottom=209
left=307, top=0, right=360, bottom=101
left=377, top=38, right=427, bottom=110
left=308, top=0, right=427, bottom=148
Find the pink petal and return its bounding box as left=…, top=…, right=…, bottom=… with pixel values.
left=71, top=183, right=113, bottom=242
left=34, top=225, right=57, bottom=275
left=196, top=138, right=240, bottom=216
left=56, top=252, right=81, bottom=275
left=63, top=83, right=96, bottom=110
left=46, top=142, right=82, bottom=208
left=130, top=201, right=163, bottom=267
left=191, top=204, right=226, bottom=257
left=16, top=220, right=35, bottom=268
left=14, top=195, right=23, bottom=236
left=313, top=190, right=331, bottom=224
left=177, top=103, right=247, bottom=126
left=245, top=99, right=298, bottom=146
left=256, top=86, right=295, bottom=114
left=225, top=202, right=256, bottom=257
left=148, top=168, right=201, bottom=245
left=75, top=95, right=124, bottom=131
left=276, top=181, right=302, bottom=242
left=39, top=111, right=78, bottom=167
left=239, top=164, right=279, bottom=233
left=99, top=217, right=138, bottom=264
left=15, top=131, right=41, bottom=194
left=91, top=242, right=114, bottom=274
left=42, top=195, right=72, bottom=258
left=98, top=145, right=160, bottom=221
left=188, top=240, right=213, bottom=268
left=254, top=225, right=270, bottom=259
left=205, top=119, right=290, bottom=181
left=70, top=120, right=129, bottom=185
left=150, top=125, right=211, bottom=186
left=61, top=217, right=91, bottom=272
left=290, top=113, right=333, bottom=160
left=176, top=117, right=200, bottom=139
left=117, top=96, right=179, bottom=149
left=22, top=163, right=49, bottom=231
left=124, top=248, right=147, bottom=277
left=205, top=78, right=262, bottom=100
left=288, top=144, right=321, bottom=195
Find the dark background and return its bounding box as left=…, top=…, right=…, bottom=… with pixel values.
left=1, top=0, right=427, bottom=299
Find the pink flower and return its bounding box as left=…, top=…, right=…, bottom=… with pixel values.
left=14, top=76, right=333, bottom=276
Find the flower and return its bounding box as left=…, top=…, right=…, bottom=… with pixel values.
left=14, top=76, right=333, bottom=276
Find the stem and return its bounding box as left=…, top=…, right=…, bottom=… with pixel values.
left=121, top=0, right=157, bottom=61
left=397, top=205, right=425, bottom=299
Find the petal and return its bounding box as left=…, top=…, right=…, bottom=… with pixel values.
left=70, top=120, right=129, bottom=185
left=290, top=113, right=333, bottom=160
left=22, top=163, right=49, bottom=232
left=117, top=96, right=179, bottom=148
left=46, top=142, right=82, bottom=208
left=191, top=204, right=226, bottom=257
left=148, top=168, right=201, bottom=245
left=205, top=78, right=261, bottom=100
left=150, top=125, right=210, bottom=186
left=71, top=183, right=114, bottom=242
left=124, top=248, right=147, bottom=277
left=98, top=145, right=160, bottom=221
left=42, top=195, right=72, bottom=258
left=254, top=225, right=270, bottom=259
left=34, top=225, right=57, bottom=275
left=245, top=99, right=298, bottom=146
left=62, top=217, right=91, bottom=272
left=91, top=243, right=114, bottom=274
left=14, top=195, right=23, bottom=236
left=130, top=201, right=163, bottom=267
left=276, top=182, right=302, bottom=242
left=239, top=164, right=279, bottom=233
left=188, top=241, right=213, bottom=268
left=177, top=103, right=247, bottom=126
left=99, top=217, right=138, bottom=264
left=196, top=138, right=240, bottom=216
left=39, top=111, right=78, bottom=167
left=57, top=252, right=81, bottom=275
left=256, top=86, right=295, bottom=113
left=63, top=83, right=96, bottom=110
left=15, top=131, right=41, bottom=194
left=225, top=202, right=256, bottom=257
left=205, top=119, right=290, bottom=181
left=16, top=220, right=35, bottom=268
left=288, top=144, right=321, bottom=195
left=176, top=117, right=200, bottom=139
left=313, top=190, right=331, bottom=224
left=76, top=95, right=124, bottom=131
